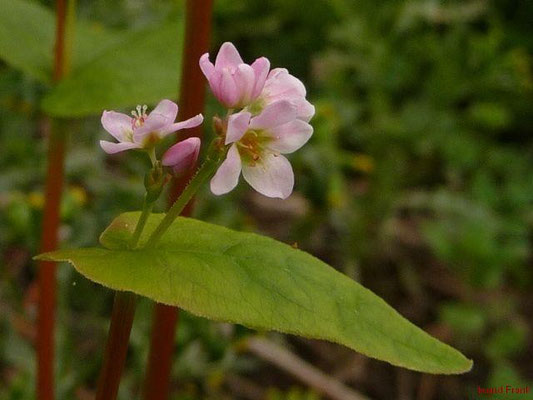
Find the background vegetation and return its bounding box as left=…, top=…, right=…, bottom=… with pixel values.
left=0, top=0, right=531, bottom=398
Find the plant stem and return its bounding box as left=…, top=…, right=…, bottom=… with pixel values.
left=95, top=154, right=220, bottom=400
left=95, top=291, right=137, bottom=400
left=129, top=197, right=154, bottom=249
left=143, top=2, right=213, bottom=397
left=37, top=1, right=74, bottom=398
left=94, top=182, right=161, bottom=399
left=145, top=153, right=222, bottom=248
left=142, top=304, right=180, bottom=400
left=37, top=122, right=66, bottom=400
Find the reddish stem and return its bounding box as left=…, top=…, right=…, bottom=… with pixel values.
left=142, top=304, right=180, bottom=399
left=95, top=292, right=137, bottom=400
left=37, top=1, right=68, bottom=399
left=142, top=1, right=213, bottom=399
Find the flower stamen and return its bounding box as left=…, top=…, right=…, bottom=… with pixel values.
left=131, top=104, right=148, bottom=130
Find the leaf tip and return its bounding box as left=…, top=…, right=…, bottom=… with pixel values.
left=460, top=357, right=474, bottom=374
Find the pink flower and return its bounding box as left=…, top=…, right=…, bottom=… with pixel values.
left=254, top=68, right=315, bottom=122
left=210, top=101, right=313, bottom=199
left=199, top=42, right=270, bottom=109
left=100, top=99, right=203, bottom=154
left=162, top=137, right=201, bottom=174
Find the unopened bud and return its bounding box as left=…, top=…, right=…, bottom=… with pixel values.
left=161, top=137, right=201, bottom=176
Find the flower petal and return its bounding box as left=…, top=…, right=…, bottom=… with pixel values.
left=267, top=120, right=313, bottom=154
left=101, top=111, right=133, bottom=141
left=158, top=114, right=204, bottom=137
left=251, top=57, right=270, bottom=98
left=149, top=99, right=178, bottom=122
left=219, top=68, right=239, bottom=107
left=132, top=113, right=170, bottom=142
left=295, top=98, right=315, bottom=122
left=215, top=42, right=243, bottom=70
left=99, top=140, right=140, bottom=154
left=242, top=153, right=294, bottom=199
left=199, top=53, right=215, bottom=79
left=249, top=100, right=297, bottom=130
left=210, top=144, right=242, bottom=195
left=235, top=64, right=256, bottom=105
left=207, top=69, right=223, bottom=101
left=162, top=137, right=201, bottom=173
left=226, top=111, right=251, bottom=144
left=263, top=68, right=306, bottom=100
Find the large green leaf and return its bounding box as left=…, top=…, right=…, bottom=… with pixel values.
left=41, top=21, right=183, bottom=117
left=37, top=212, right=472, bottom=374
left=0, top=0, right=124, bottom=83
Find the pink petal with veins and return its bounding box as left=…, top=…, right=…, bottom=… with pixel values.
left=199, top=53, right=215, bottom=79
left=249, top=100, right=298, bottom=130
left=267, top=119, right=313, bottom=154
left=219, top=69, right=239, bottom=107
left=215, top=42, right=244, bottom=70
left=101, top=111, right=132, bottom=141
left=99, top=140, right=141, bottom=154
left=159, top=114, right=204, bottom=137
left=226, top=111, right=252, bottom=145
left=210, top=144, right=242, bottom=195
left=251, top=57, right=270, bottom=99
left=149, top=99, right=178, bottom=122
left=241, top=152, right=294, bottom=199
left=235, top=64, right=256, bottom=105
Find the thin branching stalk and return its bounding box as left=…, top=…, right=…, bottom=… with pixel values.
left=145, top=155, right=221, bottom=247
left=129, top=197, right=155, bottom=249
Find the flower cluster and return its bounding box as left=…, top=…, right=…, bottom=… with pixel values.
left=202, top=42, right=314, bottom=199
left=100, top=99, right=203, bottom=174
left=100, top=42, right=314, bottom=199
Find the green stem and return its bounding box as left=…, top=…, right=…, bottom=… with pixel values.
left=148, top=148, right=157, bottom=166
left=145, top=150, right=223, bottom=248
left=129, top=197, right=154, bottom=249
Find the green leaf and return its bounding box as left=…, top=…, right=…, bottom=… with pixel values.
left=0, top=0, right=52, bottom=82
left=41, top=21, right=183, bottom=117
left=36, top=212, right=472, bottom=374
left=0, top=0, right=124, bottom=83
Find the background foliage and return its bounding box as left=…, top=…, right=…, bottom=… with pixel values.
left=0, top=0, right=531, bottom=399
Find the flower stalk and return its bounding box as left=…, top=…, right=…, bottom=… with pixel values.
left=145, top=146, right=224, bottom=247
left=128, top=197, right=154, bottom=249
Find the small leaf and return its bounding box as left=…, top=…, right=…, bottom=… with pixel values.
left=41, top=22, right=183, bottom=117
left=37, top=212, right=472, bottom=374
left=0, top=0, right=124, bottom=83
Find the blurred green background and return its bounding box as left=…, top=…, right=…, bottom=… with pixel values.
left=0, top=0, right=531, bottom=399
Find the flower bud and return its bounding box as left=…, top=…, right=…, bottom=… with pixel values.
left=162, top=137, right=201, bottom=176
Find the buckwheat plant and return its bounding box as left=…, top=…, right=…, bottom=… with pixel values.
left=37, top=42, right=471, bottom=398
